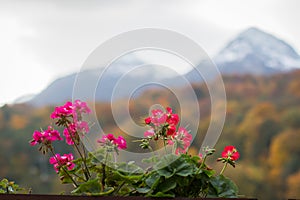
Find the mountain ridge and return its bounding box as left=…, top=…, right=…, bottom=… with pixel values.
left=26, top=27, right=300, bottom=107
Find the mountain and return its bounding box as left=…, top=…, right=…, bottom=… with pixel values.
left=28, top=54, right=189, bottom=107
left=214, top=27, right=300, bottom=74
left=13, top=94, right=35, bottom=104
left=27, top=27, right=300, bottom=107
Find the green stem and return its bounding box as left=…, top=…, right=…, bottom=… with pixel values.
left=197, top=155, right=207, bottom=174
left=220, top=162, right=228, bottom=175
left=101, top=150, right=109, bottom=191
left=66, top=123, right=91, bottom=181
left=81, top=141, right=91, bottom=178
left=163, top=138, right=168, bottom=154
left=198, top=155, right=207, bottom=171
left=113, top=181, right=125, bottom=195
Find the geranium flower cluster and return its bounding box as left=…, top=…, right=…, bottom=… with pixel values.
left=49, top=153, right=75, bottom=172
left=221, top=145, right=240, bottom=161
left=30, top=100, right=91, bottom=174
left=30, top=126, right=62, bottom=146
left=30, top=100, right=241, bottom=197
left=143, top=107, right=192, bottom=154
left=97, top=133, right=127, bottom=151
left=218, top=145, right=240, bottom=169
left=51, top=100, right=91, bottom=145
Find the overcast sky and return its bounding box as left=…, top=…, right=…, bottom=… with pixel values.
left=1, top=0, right=300, bottom=105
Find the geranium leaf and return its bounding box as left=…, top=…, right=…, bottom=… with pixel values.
left=71, top=178, right=102, bottom=194
left=148, top=191, right=175, bottom=198
left=136, top=187, right=151, bottom=194
left=145, top=173, right=161, bottom=188
left=159, top=179, right=177, bottom=192
left=208, top=175, right=238, bottom=198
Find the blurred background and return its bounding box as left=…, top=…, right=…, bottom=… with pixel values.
left=1, top=1, right=300, bottom=199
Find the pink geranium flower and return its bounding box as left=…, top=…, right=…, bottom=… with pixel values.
left=143, top=106, right=182, bottom=143
left=72, top=100, right=91, bottom=122
left=63, top=123, right=77, bottom=145
left=62, top=122, right=88, bottom=146
left=49, top=153, right=75, bottom=173
left=171, top=127, right=192, bottom=155
left=50, top=101, right=74, bottom=119
left=98, top=133, right=116, bottom=144
left=73, top=100, right=91, bottom=114
left=144, top=128, right=155, bottom=138
left=115, top=136, right=127, bottom=150
left=30, top=126, right=62, bottom=146
left=97, top=134, right=127, bottom=150
left=75, top=121, right=89, bottom=134
left=151, top=109, right=168, bottom=126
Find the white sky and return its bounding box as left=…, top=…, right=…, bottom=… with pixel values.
left=1, top=0, right=300, bottom=105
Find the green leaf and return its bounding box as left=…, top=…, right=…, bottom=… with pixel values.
left=145, top=172, right=161, bottom=188
left=175, top=176, right=190, bottom=187
left=71, top=178, right=102, bottom=194
left=155, top=154, right=195, bottom=178
left=175, top=162, right=194, bottom=177
left=154, top=154, right=178, bottom=170
left=202, top=169, right=215, bottom=177
left=191, top=155, right=201, bottom=163
left=89, top=148, right=106, bottom=164
left=136, top=187, right=151, bottom=194
left=159, top=179, right=177, bottom=193
left=113, top=171, right=143, bottom=183
left=157, top=167, right=174, bottom=178
left=0, top=179, right=8, bottom=188
left=116, top=161, right=144, bottom=174
left=147, top=191, right=175, bottom=198
left=208, top=175, right=238, bottom=198
left=142, top=155, right=159, bottom=164
left=97, top=187, right=115, bottom=196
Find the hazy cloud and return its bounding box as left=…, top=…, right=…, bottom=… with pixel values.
left=0, top=0, right=300, bottom=104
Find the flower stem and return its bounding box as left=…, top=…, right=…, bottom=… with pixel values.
left=220, top=162, right=228, bottom=175
left=197, top=155, right=207, bottom=174
left=194, top=154, right=208, bottom=180
left=101, top=150, right=109, bottom=191
left=81, top=141, right=91, bottom=178
left=66, top=124, right=91, bottom=181
left=163, top=138, right=168, bottom=154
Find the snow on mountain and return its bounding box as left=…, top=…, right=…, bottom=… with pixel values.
left=214, top=27, right=300, bottom=74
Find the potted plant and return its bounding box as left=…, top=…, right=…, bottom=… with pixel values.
left=1, top=100, right=255, bottom=199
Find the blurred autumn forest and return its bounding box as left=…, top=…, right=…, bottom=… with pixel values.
left=1, top=70, right=300, bottom=199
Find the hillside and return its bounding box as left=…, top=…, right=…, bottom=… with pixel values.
left=1, top=69, right=300, bottom=199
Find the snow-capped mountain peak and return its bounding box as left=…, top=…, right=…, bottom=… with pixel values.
left=214, top=27, right=300, bottom=73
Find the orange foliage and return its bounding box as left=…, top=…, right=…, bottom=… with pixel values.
left=287, top=170, right=300, bottom=198
left=9, top=114, right=29, bottom=130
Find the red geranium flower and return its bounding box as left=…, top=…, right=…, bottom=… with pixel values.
left=221, top=145, right=240, bottom=161
left=145, top=117, right=152, bottom=124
